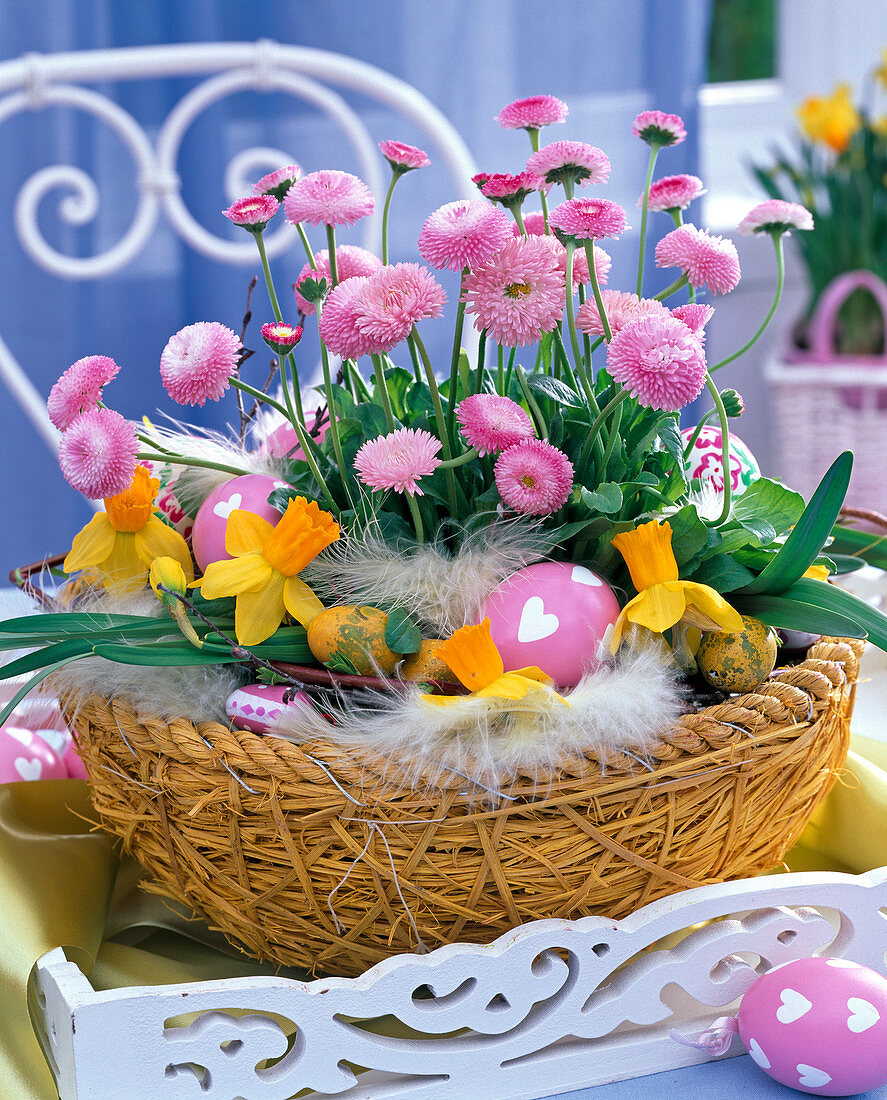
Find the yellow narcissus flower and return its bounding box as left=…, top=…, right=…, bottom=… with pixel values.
left=422, top=618, right=568, bottom=707
left=63, top=465, right=194, bottom=593
left=149, top=556, right=202, bottom=648
left=796, top=83, right=861, bottom=153
left=609, top=519, right=744, bottom=652
left=197, top=496, right=339, bottom=646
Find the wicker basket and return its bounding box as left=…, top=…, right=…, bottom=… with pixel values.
left=66, top=637, right=862, bottom=978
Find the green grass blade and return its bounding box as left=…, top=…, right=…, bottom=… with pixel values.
left=733, top=591, right=864, bottom=638
left=0, top=655, right=90, bottom=728
left=0, top=638, right=94, bottom=679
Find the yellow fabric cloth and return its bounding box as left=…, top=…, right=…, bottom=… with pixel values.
left=2, top=736, right=887, bottom=1100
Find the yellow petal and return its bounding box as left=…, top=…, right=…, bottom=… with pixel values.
left=63, top=514, right=116, bottom=574
left=803, top=564, right=830, bottom=582
left=676, top=582, right=744, bottom=634
left=621, top=584, right=687, bottom=635
left=201, top=554, right=272, bottom=599
left=611, top=520, right=679, bottom=590
left=282, top=575, right=325, bottom=629
left=226, top=509, right=274, bottom=557
left=134, top=516, right=194, bottom=581
left=100, top=532, right=147, bottom=593
left=235, top=572, right=286, bottom=645
left=477, top=672, right=568, bottom=705
left=435, top=619, right=504, bottom=692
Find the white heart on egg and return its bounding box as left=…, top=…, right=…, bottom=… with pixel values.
left=517, top=597, right=559, bottom=643
left=847, top=997, right=880, bottom=1033
left=776, top=988, right=813, bottom=1024
left=570, top=565, right=603, bottom=587
left=14, top=756, right=42, bottom=781
left=747, top=1038, right=770, bottom=1070
left=796, top=1065, right=832, bottom=1089
left=273, top=480, right=288, bottom=490
left=5, top=727, right=32, bottom=746
left=213, top=492, right=243, bottom=520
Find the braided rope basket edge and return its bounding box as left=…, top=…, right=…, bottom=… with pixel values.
left=67, top=637, right=862, bottom=977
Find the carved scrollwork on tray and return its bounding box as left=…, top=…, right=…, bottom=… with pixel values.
left=33, top=867, right=887, bottom=1099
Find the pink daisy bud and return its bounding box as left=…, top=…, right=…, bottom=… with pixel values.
left=720, top=388, right=745, bottom=417
left=47, top=355, right=120, bottom=431
left=222, top=195, right=279, bottom=231
left=353, top=427, right=442, bottom=496
left=252, top=164, right=302, bottom=200
left=418, top=200, right=513, bottom=272
left=606, top=316, right=707, bottom=412
left=160, top=321, right=241, bottom=407
left=513, top=214, right=612, bottom=287
left=283, top=169, right=375, bottom=228
left=655, top=224, right=741, bottom=296
left=494, top=439, right=574, bottom=516
left=576, top=290, right=668, bottom=338
left=58, top=407, right=139, bottom=500
left=462, top=235, right=566, bottom=348
left=670, top=303, right=715, bottom=339
left=644, top=174, right=706, bottom=213
left=261, top=322, right=303, bottom=356
left=526, top=141, right=611, bottom=188
left=633, top=110, right=687, bottom=147
left=548, top=198, right=631, bottom=241
left=471, top=172, right=493, bottom=191
left=353, top=263, right=446, bottom=351
left=480, top=171, right=547, bottom=205
left=456, top=393, right=535, bottom=456
left=318, top=277, right=377, bottom=361
left=378, top=139, right=430, bottom=172
left=738, top=199, right=814, bottom=236
left=294, top=245, right=382, bottom=315
left=495, top=94, right=569, bottom=131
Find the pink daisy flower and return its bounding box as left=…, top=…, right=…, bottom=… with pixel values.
left=526, top=141, right=611, bottom=188
left=222, top=195, right=279, bottom=230
left=576, top=290, right=667, bottom=338
left=47, top=355, right=120, bottom=431
left=738, top=199, right=814, bottom=236
left=261, top=322, right=303, bottom=355
left=378, top=139, right=430, bottom=172
left=160, top=321, right=241, bottom=407
left=58, top=407, right=139, bottom=500
left=462, top=235, right=566, bottom=348
left=494, top=439, right=574, bottom=516
left=495, top=94, right=569, bottom=131
left=606, top=316, right=707, bottom=412
left=644, top=174, right=706, bottom=213
left=456, top=393, right=535, bottom=456
left=633, top=110, right=687, bottom=147
left=283, top=170, right=375, bottom=227
left=480, top=171, right=547, bottom=204
left=353, top=427, right=442, bottom=496
left=253, top=164, right=302, bottom=200
left=317, top=277, right=377, bottom=361
left=655, top=224, right=741, bottom=296
left=294, top=245, right=383, bottom=315
left=670, top=303, right=715, bottom=339
left=353, top=263, right=446, bottom=351
left=418, top=200, right=513, bottom=272
left=548, top=198, right=630, bottom=241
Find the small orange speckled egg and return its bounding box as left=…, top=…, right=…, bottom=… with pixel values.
left=697, top=615, right=778, bottom=693
left=400, top=639, right=460, bottom=683
left=307, top=605, right=398, bottom=676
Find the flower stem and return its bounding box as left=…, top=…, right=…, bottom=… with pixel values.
left=653, top=273, right=690, bottom=302
left=705, top=373, right=733, bottom=525
left=636, top=146, right=660, bottom=296
left=370, top=354, right=396, bottom=430
left=406, top=491, right=425, bottom=544
left=229, top=377, right=290, bottom=419
left=295, top=223, right=317, bottom=268
left=409, top=328, right=459, bottom=517
left=438, top=446, right=478, bottom=469
left=136, top=451, right=253, bottom=480
left=254, top=230, right=304, bottom=423
left=315, top=301, right=355, bottom=508
left=584, top=241, right=612, bottom=342
left=564, top=242, right=584, bottom=367
left=682, top=409, right=718, bottom=459
left=380, top=173, right=399, bottom=265
left=710, top=231, right=785, bottom=373
left=528, top=127, right=551, bottom=230
left=510, top=205, right=527, bottom=236
left=598, top=397, right=624, bottom=478
left=325, top=224, right=339, bottom=286
left=578, top=387, right=630, bottom=475
left=473, top=329, right=488, bottom=393
left=516, top=364, right=547, bottom=436
left=446, top=278, right=468, bottom=438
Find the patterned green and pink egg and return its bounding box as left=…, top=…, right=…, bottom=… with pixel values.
left=680, top=426, right=759, bottom=495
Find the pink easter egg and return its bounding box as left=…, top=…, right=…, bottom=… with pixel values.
left=226, top=683, right=315, bottom=735
left=480, top=562, right=620, bottom=687
left=63, top=740, right=90, bottom=780
left=191, top=474, right=288, bottom=572
left=737, top=956, right=887, bottom=1095
left=0, top=725, right=67, bottom=783
left=262, top=419, right=328, bottom=460
left=680, top=425, right=759, bottom=494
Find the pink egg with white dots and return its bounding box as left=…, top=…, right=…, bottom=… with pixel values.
left=192, top=474, right=288, bottom=572
left=680, top=425, right=759, bottom=494
left=738, top=956, right=887, bottom=1095
left=226, top=684, right=315, bottom=735
left=480, top=562, right=620, bottom=687
left=0, top=726, right=68, bottom=783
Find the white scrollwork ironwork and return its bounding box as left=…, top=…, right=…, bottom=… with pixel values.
left=33, top=866, right=887, bottom=1100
